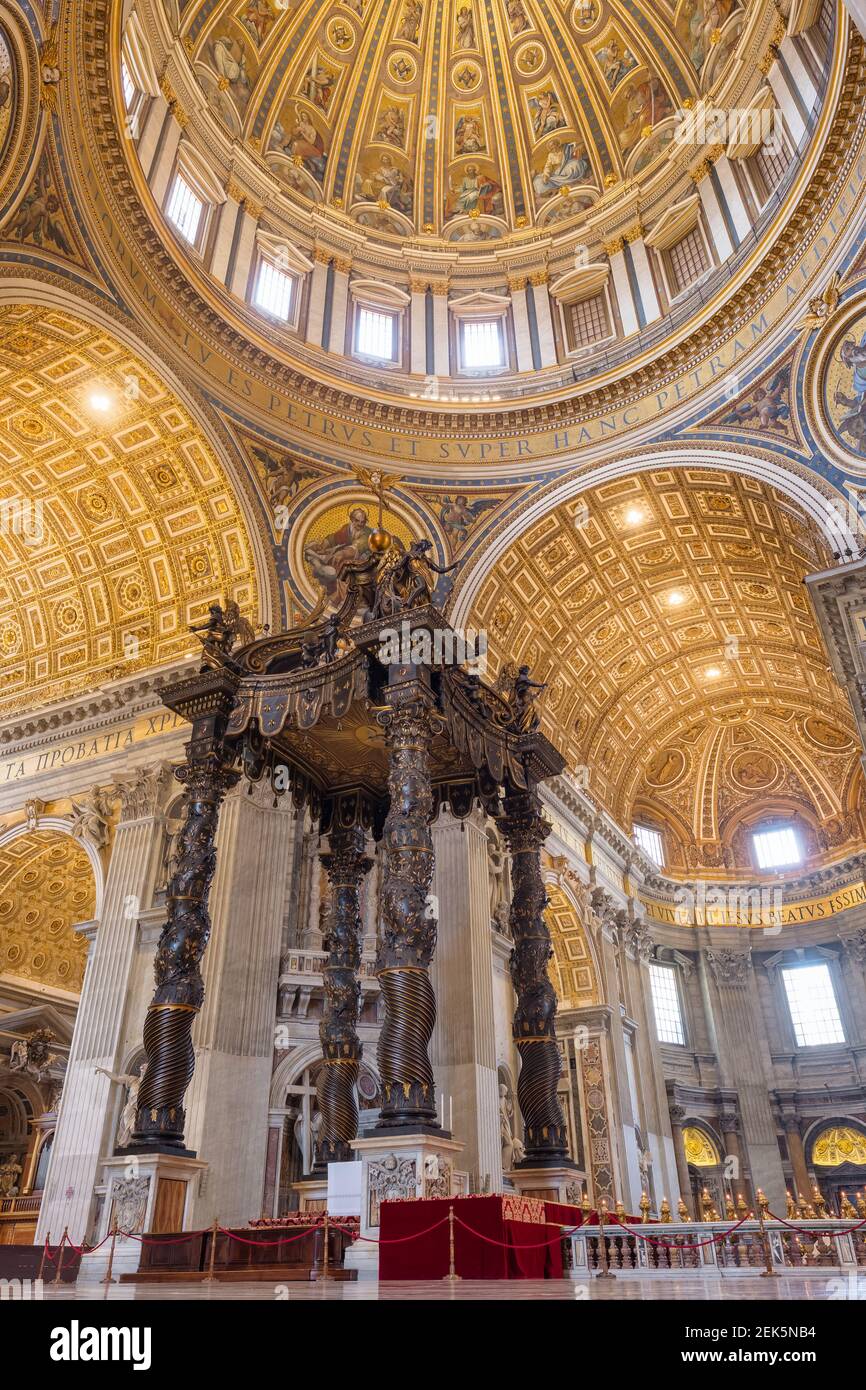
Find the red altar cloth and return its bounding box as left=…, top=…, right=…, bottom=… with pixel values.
left=378, top=1194, right=575, bottom=1280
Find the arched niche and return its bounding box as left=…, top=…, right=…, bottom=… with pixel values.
left=681, top=1121, right=727, bottom=1217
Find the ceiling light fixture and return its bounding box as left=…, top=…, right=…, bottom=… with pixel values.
left=89, top=392, right=112, bottom=412
left=667, top=590, right=685, bottom=606
left=705, top=666, right=722, bottom=679
left=624, top=507, right=644, bottom=526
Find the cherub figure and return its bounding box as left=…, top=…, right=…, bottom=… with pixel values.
left=495, top=661, right=546, bottom=732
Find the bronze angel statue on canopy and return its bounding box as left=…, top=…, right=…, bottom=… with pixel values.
left=372, top=539, right=461, bottom=617
left=495, top=661, right=547, bottom=733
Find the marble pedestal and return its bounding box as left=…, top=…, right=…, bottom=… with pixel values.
left=346, top=1132, right=467, bottom=1276
left=505, top=1164, right=583, bottom=1204
left=78, top=1153, right=207, bottom=1283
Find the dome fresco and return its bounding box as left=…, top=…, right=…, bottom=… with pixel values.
left=170, top=0, right=747, bottom=242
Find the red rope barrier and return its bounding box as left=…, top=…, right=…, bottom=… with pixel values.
left=328, top=1216, right=450, bottom=1245
left=217, top=1226, right=329, bottom=1248
left=767, top=1211, right=866, bottom=1239
left=453, top=1215, right=582, bottom=1250
left=608, top=1214, right=748, bottom=1249
left=121, top=1229, right=209, bottom=1246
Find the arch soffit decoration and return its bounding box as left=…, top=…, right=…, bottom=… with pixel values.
left=0, top=290, right=279, bottom=718
left=0, top=819, right=101, bottom=995
left=542, top=873, right=601, bottom=1010
left=453, top=454, right=862, bottom=867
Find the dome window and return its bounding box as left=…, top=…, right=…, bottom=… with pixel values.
left=166, top=172, right=205, bottom=247
left=752, top=825, right=801, bottom=871
left=253, top=258, right=297, bottom=324
left=355, top=306, right=398, bottom=363
left=782, top=963, right=845, bottom=1047
left=633, top=823, right=664, bottom=868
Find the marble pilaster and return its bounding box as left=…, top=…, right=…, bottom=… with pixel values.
left=183, top=785, right=295, bottom=1228
left=36, top=775, right=171, bottom=1246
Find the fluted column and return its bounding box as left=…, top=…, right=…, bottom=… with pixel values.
left=315, top=822, right=372, bottom=1165
left=376, top=680, right=441, bottom=1131
left=782, top=1113, right=811, bottom=1203
left=131, top=696, right=240, bottom=1153
left=430, top=807, right=501, bottom=1187
left=668, top=1104, right=694, bottom=1217
left=498, top=787, right=570, bottom=1165
left=36, top=772, right=170, bottom=1244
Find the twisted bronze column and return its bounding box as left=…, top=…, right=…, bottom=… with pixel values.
left=499, top=787, right=570, bottom=1165
left=315, top=822, right=372, bottom=1165
left=130, top=730, right=239, bottom=1152
left=375, top=686, right=441, bottom=1130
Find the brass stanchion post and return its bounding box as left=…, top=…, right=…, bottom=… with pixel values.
left=595, top=1203, right=616, bottom=1280
left=101, top=1223, right=118, bottom=1285
left=38, top=1233, right=50, bottom=1283
left=442, top=1204, right=461, bottom=1281
left=322, top=1212, right=330, bottom=1281
left=757, top=1202, right=779, bottom=1278
left=204, top=1216, right=219, bottom=1284
left=54, top=1227, right=67, bottom=1286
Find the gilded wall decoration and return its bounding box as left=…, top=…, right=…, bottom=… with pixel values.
left=823, top=305, right=866, bottom=461
left=682, top=1125, right=720, bottom=1167
left=0, top=831, right=94, bottom=993
left=0, top=25, right=12, bottom=164
left=811, top=1125, right=866, bottom=1167
left=294, top=497, right=414, bottom=613
left=0, top=305, right=259, bottom=715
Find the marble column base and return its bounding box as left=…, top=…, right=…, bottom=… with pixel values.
left=79, top=1153, right=207, bottom=1282
left=505, top=1164, right=583, bottom=1204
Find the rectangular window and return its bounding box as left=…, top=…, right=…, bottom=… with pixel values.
left=355, top=307, right=396, bottom=362
left=782, top=964, right=845, bottom=1047
left=754, top=137, right=790, bottom=201
left=667, top=228, right=709, bottom=294
left=567, top=294, right=610, bottom=350
left=634, top=823, right=664, bottom=867
left=461, top=319, right=505, bottom=369
left=253, top=259, right=296, bottom=322
left=166, top=173, right=204, bottom=246
left=121, top=61, right=137, bottom=112
left=752, top=826, right=801, bottom=870
left=649, top=963, right=686, bottom=1046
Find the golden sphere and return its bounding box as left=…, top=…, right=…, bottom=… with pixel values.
left=369, top=528, right=392, bottom=553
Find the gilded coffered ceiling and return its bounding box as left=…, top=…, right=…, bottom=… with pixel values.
left=0, top=831, right=94, bottom=993
left=0, top=305, right=261, bottom=717
left=470, top=468, right=864, bottom=868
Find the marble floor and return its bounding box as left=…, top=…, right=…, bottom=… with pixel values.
left=42, top=1273, right=852, bottom=1300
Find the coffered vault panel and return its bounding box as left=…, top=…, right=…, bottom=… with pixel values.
left=0, top=831, right=93, bottom=994
left=0, top=304, right=260, bottom=717
left=470, top=468, right=864, bottom=866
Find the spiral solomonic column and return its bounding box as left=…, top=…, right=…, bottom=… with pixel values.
left=315, top=822, right=372, bottom=1166
left=375, top=689, right=441, bottom=1131
left=130, top=743, right=239, bottom=1153
left=499, top=787, right=571, bottom=1166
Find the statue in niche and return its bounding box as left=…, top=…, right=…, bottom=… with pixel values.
left=486, top=825, right=508, bottom=925
left=94, top=1063, right=147, bottom=1149
left=499, top=1082, right=525, bottom=1170
left=0, top=1153, right=22, bottom=1197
